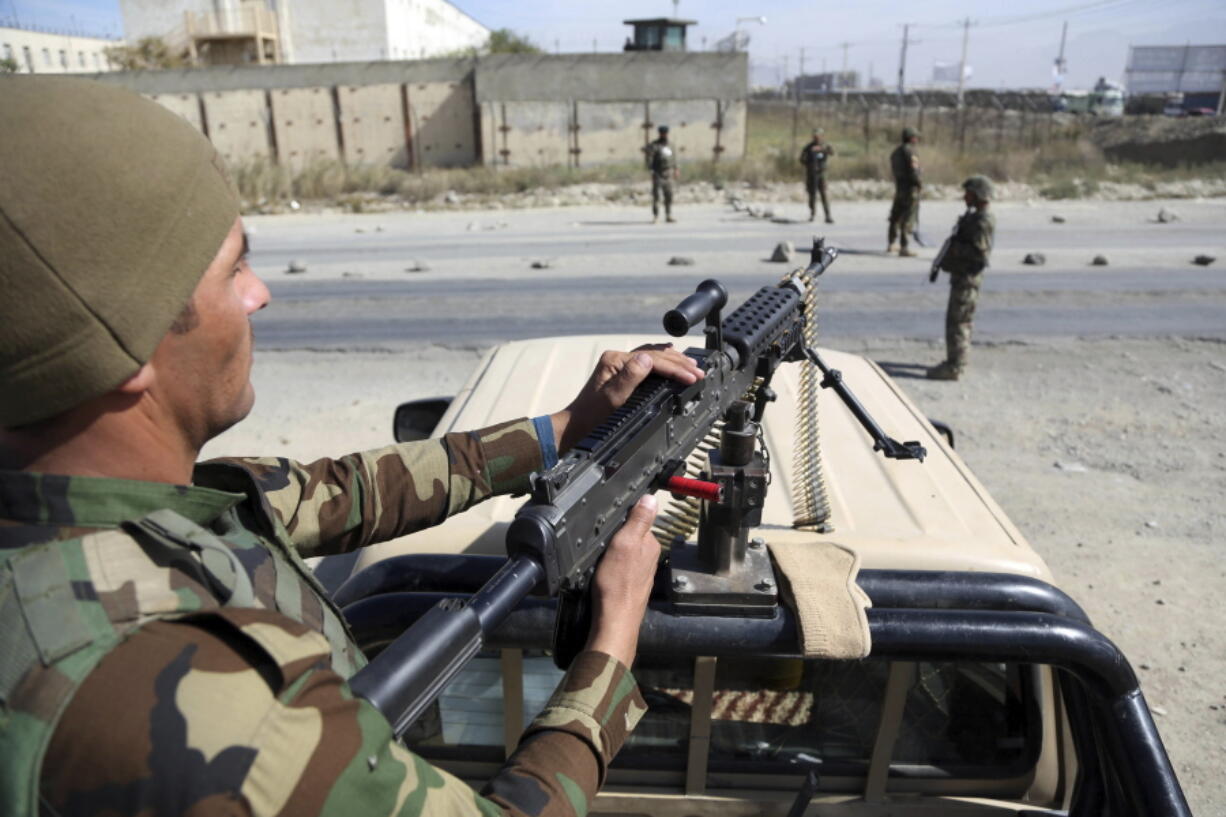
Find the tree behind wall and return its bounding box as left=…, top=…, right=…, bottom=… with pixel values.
left=487, top=29, right=542, bottom=54
left=104, top=37, right=189, bottom=71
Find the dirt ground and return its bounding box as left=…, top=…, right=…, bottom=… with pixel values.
left=204, top=333, right=1225, bottom=814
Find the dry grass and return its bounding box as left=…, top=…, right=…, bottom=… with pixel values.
left=233, top=103, right=1225, bottom=208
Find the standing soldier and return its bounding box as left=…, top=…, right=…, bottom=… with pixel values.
left=927, top=175, right=997, bottom=380
left=799, top=128, right=835, bottom=223
left=887, top=127, right=922, bottom=256
left=645, top=124, right=678, bottom=223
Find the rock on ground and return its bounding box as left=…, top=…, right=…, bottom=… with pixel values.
left=771, top=241, right=795, bottom=263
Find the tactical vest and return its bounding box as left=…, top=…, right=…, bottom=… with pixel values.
left=0, top=504, right=360, bottom=816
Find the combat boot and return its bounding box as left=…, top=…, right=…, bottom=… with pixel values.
left=825, top=215, right=834, bottom=224
left=925, top=361, right=960, bottom=381
left=809, top=209, right=816, bottom=222
left=886, top=243, right=898, bottom=254
left=899, top=247, right=918, bottom=257
left=666, top=212, right=676, bottom=223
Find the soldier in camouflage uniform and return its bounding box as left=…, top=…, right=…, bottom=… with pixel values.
left=887, top=127, right=922, bottom=257
left=799, top=129, right=835, bottom=223
left=0, top=78, right=705, bottom=817
left=645, top=125, right=678, bottom=223
left=927, top=175, right=997, bottom=380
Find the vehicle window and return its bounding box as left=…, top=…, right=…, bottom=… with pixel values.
left=409, top=653, right=1036, bottom=784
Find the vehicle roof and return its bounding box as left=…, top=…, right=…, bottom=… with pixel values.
left=353, top=335, right=1051, bottom=581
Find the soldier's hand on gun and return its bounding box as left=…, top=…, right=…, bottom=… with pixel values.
left=550, top=344, right=704, bottom=453
left=584, top=494, right=661, bottom=667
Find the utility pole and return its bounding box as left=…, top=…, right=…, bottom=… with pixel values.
left=1054, top=20, right=1068, bottom=88
left=840, top=41, right=851, bottom=101
left=956, top=18, right=973, bottom=110
left=897, top=24, right=911, bottom=97
left=793, top=47, right=806, bottom=154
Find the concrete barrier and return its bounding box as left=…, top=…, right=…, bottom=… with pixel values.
left=408, top=80, right=476, bottom=168
left=338, top=83, right=408, bottom=167
left=202, top=89, right=272, bottom=166
left=83, top=52, right=747, bottom=173
left=270, top=86, right=340, bottom=172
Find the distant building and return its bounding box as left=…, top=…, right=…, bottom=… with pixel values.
left=118, top=0, right=489, bottom=66
left=1125, top=44, right=1226, bottom=111
left=623, top=18, right=696, bottom=52
left=1, top=25, right=119, bottom=73
left=788, top=71, right=859, bottom=97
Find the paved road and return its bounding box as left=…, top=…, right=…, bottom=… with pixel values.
left=247, top=201, right=1226, bottom=348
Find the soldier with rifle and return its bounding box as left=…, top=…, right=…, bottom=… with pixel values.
left=0, top=77, right=703, bottom=817
left=799, top=128, right=835, bottom=223
left=887, top=127, right=922, bottom=257
left=644, top=124, right=679, bottom=223
left=926, top=175, right=997, bottom=380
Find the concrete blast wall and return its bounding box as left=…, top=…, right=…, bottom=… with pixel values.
left=88, top=52, right=746, bottom=175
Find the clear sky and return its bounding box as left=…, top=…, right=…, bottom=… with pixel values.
left=6, top=0, right=1225, bottom=90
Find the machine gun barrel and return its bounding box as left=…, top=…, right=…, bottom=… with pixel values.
left=348, top=554, right=542, bottom=738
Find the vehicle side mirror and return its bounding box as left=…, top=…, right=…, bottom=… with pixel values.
left=393, top=398, right=452, bottom=442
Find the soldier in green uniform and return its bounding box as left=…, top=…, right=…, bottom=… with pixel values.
left=799, top=129, right=835, bottom=223
left=887, top=127, right=922, bottom=257
left=645, top=124, right=678, bottom=223
left=927, top=175, right=997, bottom=381
left=0, top=78, right=705, bottom=817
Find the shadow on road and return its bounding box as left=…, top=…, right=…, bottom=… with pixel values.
left=574, top=220, right=655, bottom=227
left=836, top=247, right=894, bottom=257
left=876, top=360, right=931, bottom=380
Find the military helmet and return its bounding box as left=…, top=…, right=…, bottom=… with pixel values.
left=963, top=174, right=995, bottom=201
left=812, top=128, right=824, bottom=137
left=658, top=124, right=670, bottom=134
left=902, top=126, right=920, bottom=142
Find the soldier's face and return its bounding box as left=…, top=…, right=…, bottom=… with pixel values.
left=150, top=218, right=270, bottom=447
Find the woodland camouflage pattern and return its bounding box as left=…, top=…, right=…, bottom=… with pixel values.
left=799, top=138, right=834, bottom=221
left=887, top=143, right=922, bottom=249
left=939, top=209, right=997, bottom=372
left=0, top=418, right=647, bottom=816
left=645, top=137, right=676, bottom=219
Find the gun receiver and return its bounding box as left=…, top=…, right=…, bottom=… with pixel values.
left=350, top=239, right=927, bottom=737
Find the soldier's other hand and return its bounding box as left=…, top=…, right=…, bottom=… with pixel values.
left=585, top=494, right=661, bottom=667
left=551, top=344, right=703, bottom=453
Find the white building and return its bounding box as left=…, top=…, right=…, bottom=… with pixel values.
left=1, top=26, right=119, bottom=73
left=117, top=0, right=489, bottom=66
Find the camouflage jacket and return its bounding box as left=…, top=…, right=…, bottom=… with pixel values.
left=645, top=138, right=675, bottom=176
left=0, top=418, right=647, bottom=817
left=939, top=208, right=996, bottom=275
left=799, top=140, right=832, bottom=178
left=890, top=144, right=921, bottom=191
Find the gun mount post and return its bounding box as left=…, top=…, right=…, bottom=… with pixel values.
left=670, top=398, right=778, bottom=615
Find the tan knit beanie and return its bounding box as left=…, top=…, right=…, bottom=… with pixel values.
left=0, top=77, right=239, bottom=427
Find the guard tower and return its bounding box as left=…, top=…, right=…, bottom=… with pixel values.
left=623, top=18, right=696, bottom=52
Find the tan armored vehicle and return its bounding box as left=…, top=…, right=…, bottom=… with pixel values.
left=329, top=246, right=1189, bottom=816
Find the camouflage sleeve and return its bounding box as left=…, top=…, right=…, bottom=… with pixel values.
left=944, top=213, right=993, bottom=273
left=42, top=610, right=646, bottom=817
left=211, top=418, right=545, bottom=558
